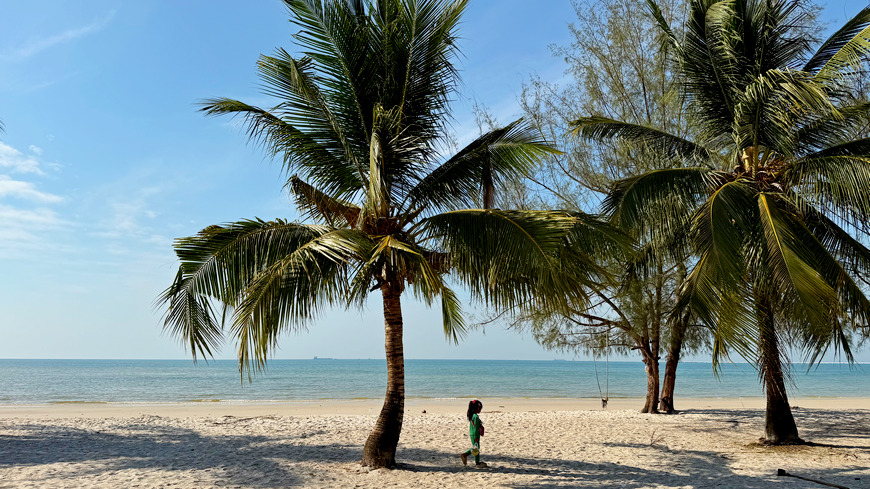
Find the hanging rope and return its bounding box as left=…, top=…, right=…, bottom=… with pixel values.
left=604, top=329, right=609, bottom=408
left=591, top=329, right=609, bottom=409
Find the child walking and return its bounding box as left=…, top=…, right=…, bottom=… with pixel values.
left=460, top=399, right=487, bottom=467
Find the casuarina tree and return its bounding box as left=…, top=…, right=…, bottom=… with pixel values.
left=494, top=0, right=708, bottom=415
left=573, top=0, right=870, bottom=444
left=159, top=0, right=627, bottom=467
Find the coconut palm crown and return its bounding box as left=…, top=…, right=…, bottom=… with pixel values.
left=159, top=0, right=626, bottom=468
left=572, top=0, right=870, bottom=444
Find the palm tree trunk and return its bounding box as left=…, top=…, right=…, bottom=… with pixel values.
left=362, top=283, right=405, bottom=467
left=758, top=302, right=802, bottom=445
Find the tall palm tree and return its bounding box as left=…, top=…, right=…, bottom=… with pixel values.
left=572, top=0, right=870, bottom=444
left=159, top=0, right=625, bottom=467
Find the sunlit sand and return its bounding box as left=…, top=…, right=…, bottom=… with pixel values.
left=2, top=398, right=867, bottom=488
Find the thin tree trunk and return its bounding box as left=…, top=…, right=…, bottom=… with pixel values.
left=659, top=346, right=679, bottom=413
left=758, top=301, right=802, bottom=445
left=482, top=149, right=494, bottom=209
left=640, top=351, right=660, bottom=413
left=659, top=310, right=688, bottom=414
left=362, top=284, right=405, bottom=467
left=641, top=268, right=663, bottom=414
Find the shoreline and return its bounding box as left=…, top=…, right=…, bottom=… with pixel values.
left=2, top=396, right=868, bottom=418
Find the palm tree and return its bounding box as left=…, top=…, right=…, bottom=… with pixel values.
left=572, top=0, right=870, bottom=444
left=159, top=0, right=625, bottom=467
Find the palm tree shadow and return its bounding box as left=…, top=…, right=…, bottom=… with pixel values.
left=0, top=420, right=308, bottom=487
left=392, top=445, right=802, bottom=488
left=3, top=409, right=867, bottom=488
left=393, top=407, right=870, bottom=489
left=682, top=408, right=870, bottom=446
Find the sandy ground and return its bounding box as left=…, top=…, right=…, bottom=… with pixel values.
left=1, top=398, right=868, bottom=488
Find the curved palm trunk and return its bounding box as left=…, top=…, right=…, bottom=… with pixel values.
left=362, top=284, right=405, bottom=467
left=758, top=303, right=802, bottom=445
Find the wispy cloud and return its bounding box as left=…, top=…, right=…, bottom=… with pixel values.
left=0, top=142, right=66, bottom=258
left=1, top=10, right=116, bottom=62
left=0, top=204, right=63, bottom=227
left=0, top=141, right=45, bottom=174
left=88, top=170, right=175, bottom=255
left=0, top=175, right=63, bottom=203
left=0, top=204, right=67, bottom=258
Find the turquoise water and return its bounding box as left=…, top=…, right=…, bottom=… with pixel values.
left=0, top=359, right=866, bottom=404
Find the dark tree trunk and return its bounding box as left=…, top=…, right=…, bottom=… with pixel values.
left=758, top=301, right=802, bottom=445
left=641, top=270, right=663, bottom=414
left=482, top=150, right=494, bottom=209
left=640, top=351, right=660, bottom=413
left=659, top=311, right=688, bottom=413
left=362, top=284, right=405, bottom=467
left=659, top=348, right=679, bottom=414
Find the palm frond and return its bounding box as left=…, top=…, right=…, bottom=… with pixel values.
left=570, top=116, right=715, bottom=165
left=803, top=205, right=870, bottom=277
left=200, top=98, right=364, bottom=198
left=158, top=219, right=364, bottom=377
left=289, top=175, right=361, bottom=227
left=676, top=0, right=739, bottom=136
left=439, top=287, right=466, bottom=344
left=708, top=285, right=759, bottom=371
left=365, top=0, right=467, bottom=193
left=364, top=127, right=390, bottom=218
left=792, top=102, right=870, bottom=155
left=257, top=49, right=368, bottom=183
left=757, top=193, right=839, bottom=328
left=403, top=118, right=557, bottom=215
left=564, top=210, right=636, bottom=261
left=421, top=209, right=611, bottom=314
left=806, top=6, right=870, bottom=81
left=799, top=137, right=870, bottom=160
left=645, top=0, right=680, bottom=49
left=285, top=0, right=376, bottom=140
left=732, top=69, right=836, bottom=157
left=784, top=154, right=870, bottom=225
left=779, top=204, right=870, bottom=365
left=602, top=167, right=717, bottom=231
left=157, top=268, right=224, bottom=361
left=675, top=179, right=756, bottom=342
left=229, top=227, right=370, bottom=377
left=387, top=0, right=466, bottom=133
left=693, top=179, right=755, bottom=290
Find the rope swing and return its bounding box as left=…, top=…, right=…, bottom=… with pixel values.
left=591, top=329, right=609, bottom=408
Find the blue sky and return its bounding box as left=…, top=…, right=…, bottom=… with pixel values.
left=1, top=0, right=866, bottom=362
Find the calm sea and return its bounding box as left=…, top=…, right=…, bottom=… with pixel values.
left=0, top=359, right=866, bottom=405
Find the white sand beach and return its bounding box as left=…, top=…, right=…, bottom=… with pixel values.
left=1, top=398, right=868, bottom=488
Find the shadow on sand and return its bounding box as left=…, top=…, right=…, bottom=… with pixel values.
left=1, top=409, right=867, bottom=488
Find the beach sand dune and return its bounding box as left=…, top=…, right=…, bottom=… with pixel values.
left=1, top=400, right=867, bottom=488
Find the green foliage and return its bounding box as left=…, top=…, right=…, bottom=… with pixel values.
left=159, top=0, right=627, bottom=379
left=504, top=0, right=706, bottom=369
left=575, top=0, right=870, bottom=380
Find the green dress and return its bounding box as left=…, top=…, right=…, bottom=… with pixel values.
left=469, top=413, right=483, bottom=454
